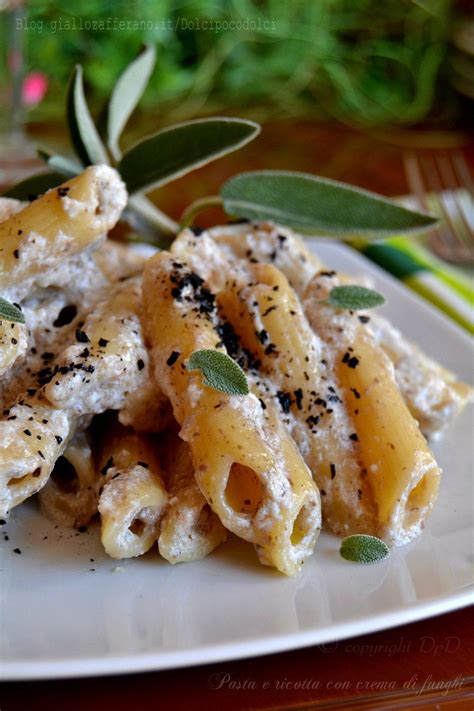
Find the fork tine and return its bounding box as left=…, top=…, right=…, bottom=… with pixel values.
left=419, top=154, right=460, bottom=258
left=422, top=154, right=474, bottom=263
left=451, top=152, right=474, bottom=233
left=403, top=151, right=429, bottom=210
left=452, top=152, right=473, bottom=194
left=435, top=154, right=472, bottom=247
left=403, top=150, right=474, bottom=264
left=405, top=151, right=452, bottom=258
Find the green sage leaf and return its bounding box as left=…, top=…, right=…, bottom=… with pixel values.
left=67, top=65, right=109, bottom=166
left=4, top=172, right=64, bottom=200
left=340, top=534, right=390, bottom=563
left=38, top=149, right=81, bottom=178
left=187, top=349, right=249, bottom=396
left=0, top=298, right=25, bottom=324
left=124, top=194, right=176, bottom=248
left=48, top=155, right=82, bottom=177
left=119, top=118, right=260, bottom=194
left=328, top=285, right=385, bottom=310
left=107, top=44, right=156, bottom=161
left=221, top=171, right=438, bottom=238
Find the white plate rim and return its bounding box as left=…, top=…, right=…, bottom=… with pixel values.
left=1, top=588, right=472, bottom=680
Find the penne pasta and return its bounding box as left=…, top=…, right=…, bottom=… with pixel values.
left=172, top=222, right=322, bottom=295
left=0, top=153, right=468, bottom=575
left=0, top=316, right=28, bottom=379
left=0, top=237, right=160, bottom=410
left=142, top=251, right=321, bottom=575
left=38, top=431, right=98, bottom=528
left=159, top=433, right=227, bottom=564
left=0, top=165, right=127, bottom=302
left=0, top=197, right=25, bottom=223
left=303, top=272, right=441, bottom=545
left=368, top=312, right=473, bottom=439
left=186, top=222, right=471, bottom=439
left=92, top=239, right=150, bottom=283
left=217, top=262, right=376, bottom=537
left=0, top=398, right=71, bottom=516
left=0, top=280, right=167, bottom=516
left=175, top=225, right=447, bottom=544
left=44, top=280, right=153, bottom=418
left=97, top=420, right=167, bottom=559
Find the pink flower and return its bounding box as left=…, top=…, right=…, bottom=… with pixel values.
left=22, top=72, right=48, bottom=106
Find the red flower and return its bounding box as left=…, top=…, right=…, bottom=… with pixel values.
left=22, top=72, right=48, bottom=106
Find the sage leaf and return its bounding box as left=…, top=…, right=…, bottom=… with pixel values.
left=67, top=65, right=109, bottom=166
left=221, top=171, right=438, bottom=238
left=37, top=149, right=81, bottom=178
left=48, top=155, right=82, bottom=177
left=124, top=194, right=176, bottom=248
left=328, top=285, right=385, bottom=310
left=119, top=118, right=260, bottom=194
left=340, top=534, right=390, bottom=563
left=37, top=148, right=52, bottom=164
left=4, top=172, right=64, bottom=200
left=107, top=44, right=156, bottom=162
left=0, top=298, right=25, bottom=324
left=187, top=349, right=249, bottom=396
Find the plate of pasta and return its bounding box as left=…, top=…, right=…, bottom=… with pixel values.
left=0, top=166, right=472, bottom=680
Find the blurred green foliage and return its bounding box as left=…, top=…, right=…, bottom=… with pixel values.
left=17, top=0, right=453, bottom=125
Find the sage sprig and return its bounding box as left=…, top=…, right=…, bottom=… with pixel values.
left=187, top=349, right=249, bottom=396
left=67, top=65, right=109, bottom=166
left=107, top=43, right=156, bottom=162
left=4, top=46, right=438, bottom=247
left=340, top=534, right=390, bottom=563
left=327, top=285, right=385, bottom=310
left=119, top=118, right=260, bottom=194
left=46, top=153, right=82, bottom=178
left=220, top=171, right=438, bottom=238
left=0, top=298, right=25, bottom=324
left=3, top=48, right=260, bottom=242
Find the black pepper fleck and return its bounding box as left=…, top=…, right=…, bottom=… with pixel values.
left=166, top=351, right=180, bottom=367
left=54, top=305, right=77, bottom=327
left=76, top=329, right=89, bottom=343
left=100, top=456, right=114, bottom=476
left=262, top=305, right=277, bottom=317
left=276, top=390, right=292, bottom=414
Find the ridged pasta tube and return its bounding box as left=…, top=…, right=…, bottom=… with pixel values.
left=142, top=251, right=321, bottom=575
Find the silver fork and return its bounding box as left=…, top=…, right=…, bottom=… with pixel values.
left=403, top=150, right=474, bottom=264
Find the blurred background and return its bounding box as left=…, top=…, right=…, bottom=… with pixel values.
left=1, top=1, right=473, bottom=180
left=0, top=0, right=473, bottom=311
left=1, top=0, right=473, bottom=128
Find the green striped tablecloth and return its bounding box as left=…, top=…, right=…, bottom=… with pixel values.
left=353, top=192, right=473, bottom=334
left=360, top=237, right=473, bottom=333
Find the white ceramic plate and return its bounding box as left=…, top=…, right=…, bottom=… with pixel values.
left=1, top=242, right=473, bottom=681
